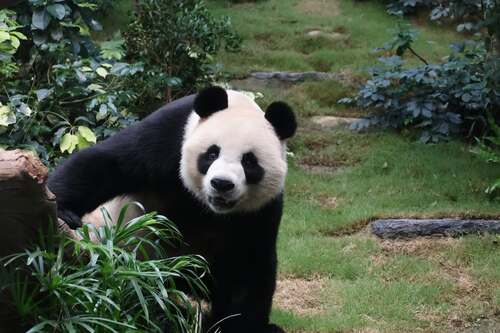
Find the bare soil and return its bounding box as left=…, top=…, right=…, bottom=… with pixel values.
left=274, top=276, right=327, bottom=316
left=295, top=0, right=341, bottom=17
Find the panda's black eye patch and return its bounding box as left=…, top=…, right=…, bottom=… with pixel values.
left=198, top=145, right=220, bottom=175
left=241, top=152, right=264, bottom=184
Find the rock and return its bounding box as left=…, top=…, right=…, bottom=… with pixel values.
left=306, top=30, right=349, bottom=42
left=250, top=71, right=337, bottom=82
left=371, top=219, right=500, bottom=239
left=310, top=116, right=361, bottom=128
left=230, top=77, right=293, bottom=92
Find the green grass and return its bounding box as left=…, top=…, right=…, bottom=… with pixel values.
left=209, top=1, right=500, bottom=332
left=272, top=128, right=499, bottom=332
left=210, top=0, right=459, bottom=76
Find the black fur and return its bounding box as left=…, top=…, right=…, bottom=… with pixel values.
left=48, top=92, right=287, bottom=333
left=265, top=101, right=297, bottom=140
left=242, top=152, right=265, bottom=184
left=194, top=86, right=228, bottom=118
left=197, top=144, right=220, bottom=175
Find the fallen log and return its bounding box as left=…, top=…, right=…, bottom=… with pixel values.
left=371, top=218, right=500, bottom=239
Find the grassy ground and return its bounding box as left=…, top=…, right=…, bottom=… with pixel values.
left=99, top=0, right=499, bottom=331
left=209, top=0, right=458, bottom=76
left=209, top=1, right=500, bottom=332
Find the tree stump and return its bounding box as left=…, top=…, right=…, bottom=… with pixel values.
left=371, top=219, right=500, bottom=239
left=0, top=149, right=58, bottom=331
left=0, top=149, right=58, bottom=257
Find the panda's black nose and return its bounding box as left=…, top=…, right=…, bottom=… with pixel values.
left=211, top=178, right=235, bottom=192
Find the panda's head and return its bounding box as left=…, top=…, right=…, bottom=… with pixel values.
left=180, top=87, right=297, bottom=214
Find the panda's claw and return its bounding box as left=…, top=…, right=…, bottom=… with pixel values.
left=57, top=208, right=83, bottom=230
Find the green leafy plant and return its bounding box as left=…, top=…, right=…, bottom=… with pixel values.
left=14, top=0, right=109, bottom=59
left=385, top=0, right=494, bottom=26
left=1, top=205, right=208, bottom=332
left=0, top=9, right=26, bottom=78
left=341, top=4, right=500, bottom=142
left=124, top=0, right=241, bottom=111
left=1, top=58, right=143, bottom=164
left=0, top=1, right=147, bottom=165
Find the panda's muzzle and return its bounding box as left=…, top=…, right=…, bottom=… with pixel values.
left=208, top=195, right=238, bottom=210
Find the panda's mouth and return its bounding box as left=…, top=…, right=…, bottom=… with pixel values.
left=208, top=196, right=238, bottom=211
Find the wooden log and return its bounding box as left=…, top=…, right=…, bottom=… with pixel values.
left=371, top=219, right=500, bottom=239
left=0, top=149, right=59, bottom=331
left=0, top=149, right=58, bottom=257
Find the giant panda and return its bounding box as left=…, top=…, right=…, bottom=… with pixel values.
left=47, top=86, right=297, bottom=333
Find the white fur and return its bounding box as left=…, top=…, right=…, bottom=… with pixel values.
left=82, top=195, right=142, bottom=227
left=180, top=90, right=288, bottom=213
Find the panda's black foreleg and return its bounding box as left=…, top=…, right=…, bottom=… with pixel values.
left=48, top=147, right=130, bottom=229
left=207, top=251, right=285, bottom=333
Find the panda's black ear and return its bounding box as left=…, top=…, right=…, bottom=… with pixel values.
left=194, top=86, right=228, bottom=118
left=265, top=101, right=297, bottom=140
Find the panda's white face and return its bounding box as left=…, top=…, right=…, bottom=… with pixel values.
left=180, top=91, right=289, bottom=214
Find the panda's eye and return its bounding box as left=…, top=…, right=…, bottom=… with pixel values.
left=205, top=145, right=220, bottom=161
left=242, top=152, right=258, bottom=167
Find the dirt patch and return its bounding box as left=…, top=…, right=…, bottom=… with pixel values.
left=295, top=0, right=341, bottom=17
left=315, top=195, right=339, bottom=209
left=379, top=237, right=460, bottom=257
left=298, top=154, right=350, bottom=174
left=335, top=68, right=367, bottom=88
left=274, top=277, right=327, bottom=316
left=298, top=163, right=342, bottom=174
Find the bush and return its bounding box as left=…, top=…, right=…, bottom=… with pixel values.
left=1, top=206, right=208, bottom=332
left=124, top=0, right=241, bottom=111
left=0, top=1, right=143, bottom=166
left=0, top=9, right=26, bottom=78
left=1, top=55, right=143, bottom=165
left=385, top=0, right=490, bottom=26
left=342, top=15, right=500, bottom=142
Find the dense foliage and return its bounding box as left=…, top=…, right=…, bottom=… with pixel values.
left=124, top=0, right=241, bottom=111
left=343, top=2, right=500, bottom=142
left=385, top=0, right=495, bottom=28
left=1, top=0, right=239, bottom=165
left=1, top=206, right=208, bottom=333
left=0, top=2, right=142, bottom=165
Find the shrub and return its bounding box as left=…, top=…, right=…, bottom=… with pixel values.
left=0, top=1, right=143, bottom=166
left=1, top=205, right=208, bottom=332
left=0, top=9, right=26, bottom=78
left=342, top=16, right=500, bottom=142
left=385, top=0, right=490, bottom=26
left=124, top=0, right=241, bottom=111
left=0, top=56, right=143, bottom=165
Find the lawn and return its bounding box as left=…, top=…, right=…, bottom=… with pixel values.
left=207, top=1, right=500, bottom=332
left=100, top=0, right=500, bottom=331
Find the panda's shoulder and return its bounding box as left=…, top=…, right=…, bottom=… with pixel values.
left=144, top=94, right=197, bottom=125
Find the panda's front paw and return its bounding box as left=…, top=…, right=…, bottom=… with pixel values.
left=57, top=208, right=83, bottom=229
left=267, top=323, right=286, bottom=333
